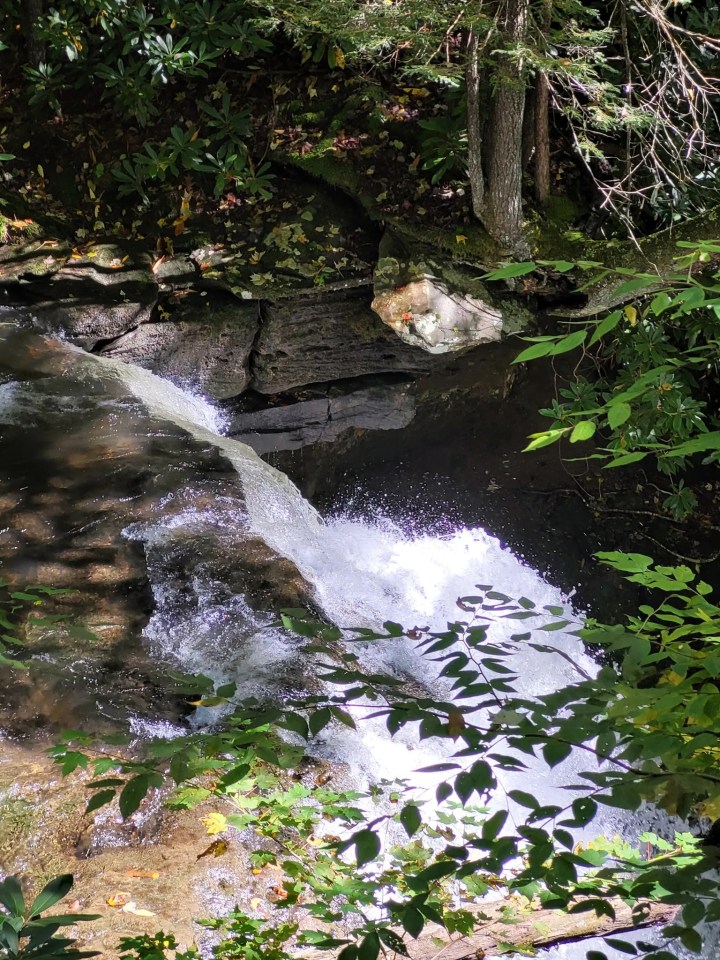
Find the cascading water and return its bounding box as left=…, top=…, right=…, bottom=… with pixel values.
left=0, top=320, right=707, bottom=959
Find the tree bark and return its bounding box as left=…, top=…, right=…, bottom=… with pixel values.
left=21, top=0, right=45, bottom=66
left=521, top=88, right=535, bottom=170
left=534, top=0, right=553, bottom=206
left=465, top=30, right=484, bottom=220
left=481, top=0, right=529, bottom=253
left=534, top=70, right=551, bottom=205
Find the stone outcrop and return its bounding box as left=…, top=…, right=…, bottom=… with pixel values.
left=0, top=188, right=528, bottom=405
left=371, top=274, right=503, bottom=353
left=19, top=243, right=157, bottom=348
left=252, top=286, right=437, bottom=393
left=98, top=292, right=259, bottom=400
left=226, top=375, right=416, bottom=453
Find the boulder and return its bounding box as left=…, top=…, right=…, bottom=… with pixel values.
left=97, top=292, right=260, bottom=399
left=226, top=376, right=416, bottom=452
left=22, top=243, right=157, bottom=348
left=251, top=286, right=437, bottom=394
left=371, top=275, right=503, bottom=353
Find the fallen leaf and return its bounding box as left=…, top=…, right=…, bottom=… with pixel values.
left=196, top=838, right=229, bottom=860
left=107, top=893, right=130, bottom=908
left=125, top=870, right=160, bottom=879
left=121, top=902, right=156, bottom=917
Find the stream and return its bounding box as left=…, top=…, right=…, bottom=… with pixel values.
left=0, top=315, right=709, bottom=958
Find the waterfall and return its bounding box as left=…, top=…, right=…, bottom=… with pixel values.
left=0, top=322, right=701, bottom=959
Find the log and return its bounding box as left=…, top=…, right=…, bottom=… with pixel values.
left=406, top=898, right=677, bottom=959
left=551, top=203, right=720, bottom=318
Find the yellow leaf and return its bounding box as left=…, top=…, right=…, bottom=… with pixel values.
left=624, top=304, right=638, bottom=325
left=447, top=708, right=466, bottom=737
left=107, top=893, right=130, bottom=907
left=696, top=793, right=720, bottom=820
left=196, top=838, right=229, bottom=860
left=23, top=141, right=30, bottom=149
left=455, top=234, right=467, bottom=245
left=201, top=812, right=228, bottom=836
left=333, top=46, right=345, bottom=69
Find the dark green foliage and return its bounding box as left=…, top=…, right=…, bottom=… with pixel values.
left=502, top=244, right=720, bottom=516
left=0, top=874, right=98, bottom=960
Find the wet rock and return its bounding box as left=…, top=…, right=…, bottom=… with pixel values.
left=97, top=292, right=260, bottom=399
left=22, top=244, right=157, bottom=349
left=227, top=376, right=416, bottom=453
left=0, top=240, right=70, bottom=284
left=371, top=275, right=503, bottom=353
left=252, top=286, right=437, bottom=394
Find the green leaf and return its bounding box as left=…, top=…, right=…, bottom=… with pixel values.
left=0, top=877, right=24, bottom=917
left=682, top=900, right=706, bottom=927
left=678, top=927, right=703, bottom=953
left=309, top=707, right=333, bottom=736
left=482, top=810, right=508, bottom=840
left=523, top=428, right=570, bottom=451
left=607, top=402, right=632, bottom=429
left=543, top=740, right=572, bottom=767
left=513, top=340, right=558, bottom=363
left=508, top=790, right=538, bottom=809
left=588, top=310, right=622, bottom=346
left=569, top=899, right=616, bottom=919
left=399, top=804, right=422, bottom=838
left=484, top=262, right=536, bottom=280
left=358, top=931, right=380, bottom=960
left=436, top=782, right=452, bottom=803
left=401, top=907, right=424, bottom=938
left=29, top=875, right=73, bottom=917
left=354, top=829, right=381, bottom=867
left=551, top=329, right=588, bottom=355
left=611, top=275, right=657, bottom=297
left=118, top=774, right=150, bottom=820
left=603, top=451, right=647, bottom=468
left=85, top=790, right=116, bottom=815
left=378, top=928, right=409, bottom=956
left=570, top=421, right=596, bottom=443
left=603, top=939, right=637, bottom=955
left=562, top=796, right=597, bottom=826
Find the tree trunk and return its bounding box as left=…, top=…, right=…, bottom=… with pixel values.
left=534, top=70, right=551, bottom=205
left=481, top=0, right=529, bottom=253
left=21, top=0, right=45, bottom=66
left=521, top=88, right=535, bottom=169
left=534, top=0, right=553, bottom=206
left=465, top=30, right=484, bottom=220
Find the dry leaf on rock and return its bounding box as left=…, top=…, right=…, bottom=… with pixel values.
left=121, top=902, right=156, bottom=917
